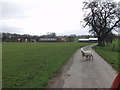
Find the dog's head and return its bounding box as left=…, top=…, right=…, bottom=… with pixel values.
left=80, top=48, right=84, bottom=51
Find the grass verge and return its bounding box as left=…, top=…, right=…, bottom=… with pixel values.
left=93, top=40, right=119, bottom=72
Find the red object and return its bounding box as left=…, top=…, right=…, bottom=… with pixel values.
left=111, top=73, right=120, bottom=89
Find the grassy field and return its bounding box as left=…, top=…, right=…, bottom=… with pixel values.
left=93, top=39, right=120, bottom=72
left=112, top=39, right=120, bottom=52
left=3, top=42, right=91, bottom=88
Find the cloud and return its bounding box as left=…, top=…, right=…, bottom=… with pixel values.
left=2, top=26, right=23, bottom=34
left=1, top=0, right=90, bottom=35
left=2, top=2, right=30, bottom=19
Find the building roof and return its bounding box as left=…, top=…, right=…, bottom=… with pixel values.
left=39, top=38, right=57, bottom=41
left=78, top=38, right=98, bottom=41
left=89, top=38, right=98, bottom=40
left=78, top=39, right=89, bottom=41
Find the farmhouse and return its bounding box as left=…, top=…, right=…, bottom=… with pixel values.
left=78, top=38, right=98, bottom=43
left=39, top=38, right=65, bottom=42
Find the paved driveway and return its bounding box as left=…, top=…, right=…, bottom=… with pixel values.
left=47, top=43, right=118, bottom=88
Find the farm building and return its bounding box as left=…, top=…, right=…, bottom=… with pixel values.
left=78, top=38, right=98, bottom=43
left=39, top=38, right=65, bottom=42
left=89, top=38, right=98, bottom=43
left=78, top=39, right=89, bottom=42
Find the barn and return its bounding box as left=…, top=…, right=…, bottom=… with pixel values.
left=78, top=39, right=89, bottom=42
left=89, top=38, right=98, bottom=43
left=39, top=38, right=65, bottom=42
left=78, top=38, right=98, bottom=43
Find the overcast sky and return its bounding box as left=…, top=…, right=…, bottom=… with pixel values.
left=1, top=0, right=119, bottom=36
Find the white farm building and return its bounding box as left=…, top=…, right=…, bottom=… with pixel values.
left=78, top=38, right=98, bottom=43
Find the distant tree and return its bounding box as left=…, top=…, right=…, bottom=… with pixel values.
left=66, top=35, right=74, bottom=42
left=2, top=33, right=32, bottom=42
left=0, top=33, right=2, bottom=42
left=46, top=32, right=56, bottom=38
left=2, top=33, right=11, bottom=42
left=83, top=1, right=120, bottom=46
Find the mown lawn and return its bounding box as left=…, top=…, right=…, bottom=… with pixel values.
left=3, top=42, right=91, bottom=88
left=93, top=39, right=120, bottom=72
left=112, top=39, right=120, bottom=52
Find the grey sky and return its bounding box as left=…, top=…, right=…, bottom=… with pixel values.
left=1, top=0, right=119, bottom=36
left=2, top=2, right=29, bottom=19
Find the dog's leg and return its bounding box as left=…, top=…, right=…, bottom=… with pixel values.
left=86, top=56, right=89, bottom=60
left=90, top=55, right=93, bottom=60
left=88, top=55, right=90, bottom=60
left=91, top=55, right=93, bottom=60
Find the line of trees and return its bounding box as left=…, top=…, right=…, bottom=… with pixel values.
left=2, top=32, right=109, bottom=42
left=2, top=32, right=75, bottom=42
left=2, top=32, right=58, bottom=42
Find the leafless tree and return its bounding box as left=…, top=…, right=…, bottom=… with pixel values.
left=83, top=1, right=120, bottom=46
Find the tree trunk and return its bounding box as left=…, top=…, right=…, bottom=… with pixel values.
left=97, top=36, right=105, bottom=47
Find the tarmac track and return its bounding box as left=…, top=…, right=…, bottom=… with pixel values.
left=46, top=43, right=118, bottom=88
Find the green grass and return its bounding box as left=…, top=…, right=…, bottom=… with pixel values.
left=106, top=39, right=120, bottom=52
left=3, top=42, right=91, bottom=88
left=112, top=39, right=120, bottom=52
left=93, top=39, right=120, bottom=72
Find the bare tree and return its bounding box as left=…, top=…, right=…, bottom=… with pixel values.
left=82, top=1, right=120, bottom=46
left=46, top=32, right=56, bottom=38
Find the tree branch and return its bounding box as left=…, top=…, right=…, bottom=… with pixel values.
left=107, top=19, right=120, bottom=33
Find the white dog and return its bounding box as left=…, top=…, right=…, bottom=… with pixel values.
left=80, top=48, right=93, bottom=60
